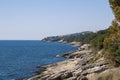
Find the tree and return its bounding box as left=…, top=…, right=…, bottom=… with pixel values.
left=102, top=0, right=120, bottom=66
left=109, top=0, right=120, bottom=22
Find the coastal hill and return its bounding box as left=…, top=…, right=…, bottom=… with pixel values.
left=41, top=31, right=93, bottom=42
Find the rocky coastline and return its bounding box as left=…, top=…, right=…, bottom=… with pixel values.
left=24, top=43, right=120, bottom=80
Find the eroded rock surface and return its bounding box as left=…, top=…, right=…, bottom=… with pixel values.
left=26, top=44, right=110, bottom=80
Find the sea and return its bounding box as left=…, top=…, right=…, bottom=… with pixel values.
left=0, top=40, right=77, bottom=80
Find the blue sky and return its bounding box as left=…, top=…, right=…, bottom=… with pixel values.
left=0, top=0, right=114, bottom=40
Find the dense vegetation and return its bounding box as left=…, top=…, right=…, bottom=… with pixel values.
left=103, top=0, right=120, bottom=66
left=109, top=0, right=120, bottom=22
left=63, top=30, right=108, bottom=50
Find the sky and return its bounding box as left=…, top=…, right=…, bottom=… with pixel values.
left=0, top=0, right=114, bottom=40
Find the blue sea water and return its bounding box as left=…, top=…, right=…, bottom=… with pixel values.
left=0, top=40, right=77, bottom=80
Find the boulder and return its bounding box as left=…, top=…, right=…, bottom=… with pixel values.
left=73, top=69, right=82, bottom=77
left=61, top=71, right=73, bottom=79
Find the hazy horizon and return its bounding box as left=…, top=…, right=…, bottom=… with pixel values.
left=0, top=0, right=114, bottom=40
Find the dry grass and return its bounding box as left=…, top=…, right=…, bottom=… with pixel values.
left=87, top=67, right=120, bottom=80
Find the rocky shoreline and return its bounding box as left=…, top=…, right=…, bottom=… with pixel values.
left=23, top=43, right=120, bottom=80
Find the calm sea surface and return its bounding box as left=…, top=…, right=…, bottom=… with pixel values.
left=0, top=40, right=77, bottom=80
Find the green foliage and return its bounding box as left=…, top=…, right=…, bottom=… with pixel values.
left=103, top=20, right=120, bottom=66
left=109, top=0, right=120, bottom=22
left=63, top=20, right=120, bottom=67
left=63, top=36, right=76, bottom=42
left=63, top=32, right=96, bottom=43
left=98, top=0, right=120, bottom=66
left=91, top=30, right=108, bottom=50
left=63, top=29, right=108, bottom=50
